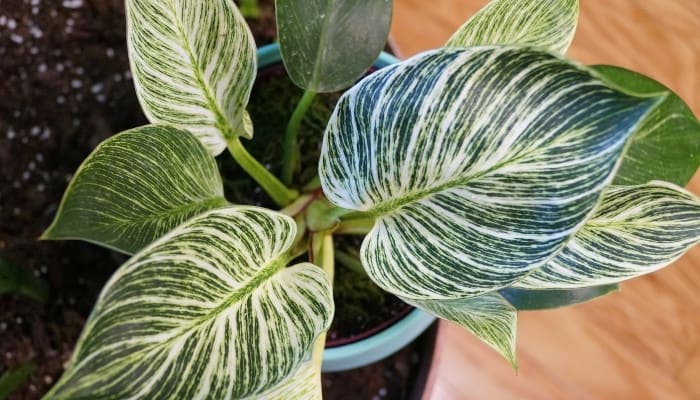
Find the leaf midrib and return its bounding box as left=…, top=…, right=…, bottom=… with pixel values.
left=165, top=0, right=238, bottom=139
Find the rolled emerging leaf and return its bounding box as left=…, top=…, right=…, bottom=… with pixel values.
left=446, top=0, right=579, bottom=53
left=42, top=125, right=228, bottom=255
left=126, top=0, right=256, bottom=155
left=405, top=293, right=517, bottom=368
left=320, top=47, right=661, bottom=301
left=276, top=0, right=392, bottom=92
left=516, top=182, right=700, bottom=289
left=44, top=207, right=333, bottom=399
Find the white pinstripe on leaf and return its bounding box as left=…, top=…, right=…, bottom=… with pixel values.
left=126, top=0, right=256, bottom=155
left=446, top=0, right=579, bottom=53
left=405, top=293, right=517, bottom=368
left=42, top=125, right=227, bottom=255
left=320, top=47, right=661, bottom=301
left=44, top=207, right=333, bottom=400
left=516, top=181, right=700, bottom=289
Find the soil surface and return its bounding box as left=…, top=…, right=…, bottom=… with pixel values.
left=0, top=0, right=430, bottom=399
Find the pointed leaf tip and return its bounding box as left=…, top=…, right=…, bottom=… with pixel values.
left=446, top=0, right=580, bottom=53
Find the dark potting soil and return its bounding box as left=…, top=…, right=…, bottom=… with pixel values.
left=0, top=0, right=428, bottom=399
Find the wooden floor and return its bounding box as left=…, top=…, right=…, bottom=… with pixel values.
left=389, top=1, right=700, bottom=399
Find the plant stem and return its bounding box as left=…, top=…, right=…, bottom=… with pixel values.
left=281, top=90, right=317, bottom=185
left=227, top=137, right=299, bottom=207
left=335, top=249, right=367, bottom=275
left=310, top=232, right=334, bottom=376
left=335, top=218, right=375, bottom=235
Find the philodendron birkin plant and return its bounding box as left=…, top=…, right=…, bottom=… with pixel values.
left=39, top=0, right=699, bottom=398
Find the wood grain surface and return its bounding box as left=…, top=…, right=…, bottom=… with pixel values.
left=389, top=1, right=700, bottom=399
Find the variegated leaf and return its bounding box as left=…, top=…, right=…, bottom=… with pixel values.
left=276, top=0, right=393, bottom=92
left=446, top=0, right=579, bottom=54
left=244, top=361, right=321, bottom=400
left=405, top=293, right=517, bottom=368
left=320, top=47, right=660, bottom=300
left=44, top=207, right=333, bottom=399
left=42, top=125, right=228, bottom=255
left=126, top=0, right=256, bottom=155
left=516, top=182, right=700, bottom=289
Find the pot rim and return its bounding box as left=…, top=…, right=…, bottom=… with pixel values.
left=255, top=42, right=436, bottom=373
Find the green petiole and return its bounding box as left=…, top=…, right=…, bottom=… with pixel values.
left=227, top=137, right=299, bottom=207
left=281, top=90, right=317, bottom=185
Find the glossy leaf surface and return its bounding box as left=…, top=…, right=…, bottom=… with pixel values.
left=43, top=126, right=227, bottom=255
left=45, top=207, right=333, bottom=399
left=276, top=0, right=392, bottom=92
left=593, top=65, right=700, bottom=186
left=517, top=182, right=700, bottom=289
left=126, top=0, right=256, bottom=155
left=320, top=47, right=659, bottom=300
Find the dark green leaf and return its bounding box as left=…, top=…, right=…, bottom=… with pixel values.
left=0, top=362, right=34, bottom=399
left=500, top=285, right=618, bottom=310
left=276, top=0, right=392, bottom=92
left=593, top=65, right=700, bottom=186
left=0, top=256, right=48, bottom=303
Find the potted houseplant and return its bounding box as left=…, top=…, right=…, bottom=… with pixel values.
left=37, top=0, right=699, bottom=399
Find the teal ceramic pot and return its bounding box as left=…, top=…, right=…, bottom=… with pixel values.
left=256, top=43, right=436, bottom=372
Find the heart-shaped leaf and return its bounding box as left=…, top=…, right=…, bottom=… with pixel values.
left=320, top=47, right=660, bottom=301
left=406, top=293, right=517, bottom=368
left=499, top=285, right=618, bottom=310
left=44, top=207, right=333, bottom=399
left=276, top=0, right=392, bottom=92
left=592, top=65, right=700, bottom=186
left=446, top=0, right=579, bottom=53
left=42, top=125, right=228, bottom=255
left=516, top=182, right=700, bottom=289
left=126, top=0, right=256, bottom=155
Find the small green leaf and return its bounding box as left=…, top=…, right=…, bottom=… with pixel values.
left=45, top=207, right=333, bottom=399
left=42, top=125, right=228, bottom=255
left=0, top=256, right=48, bottom=303
left=517, top=182, right=700, bottom=289
left=320, top=47, right=660, bottom=301
left=126, top=0, right=256, bottom=155
left=499, top=285, right=618, bottom=310
left=446, top=0, right=579, bottom=53
left=593, top=65, right=700, bottom=186
left=406, top=293, right=517, bottom=368
left=0, top=362, right=34, bottom=399
left=276, top=0, right=393, bottom=92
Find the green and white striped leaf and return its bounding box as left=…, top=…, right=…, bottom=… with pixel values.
left=446, top=0, right=579, bottom=54
left=126, top=0, right=256, bottom=155
left=321, top=47, right=660, bottom=300
left=42, top=125, right=228, bottom=255
left=499, top=285, right=618, bottom=310
left=276, top=0, right=393, bottom=92
left=516, top=182, right=700, bottom=289
left=45, top=207, right=333, bottom=400
left=593, top=65, right=700, bottom=186
left=244, top=361, right=321, bottom=400
left=406, top=293, right=517, bottom=368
